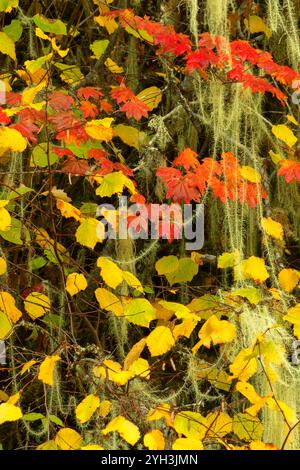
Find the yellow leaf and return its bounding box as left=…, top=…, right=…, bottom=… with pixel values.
left=0, top=403, right=22, bottom=424
left=144, top=429, right=165, bottom=450
left=94, top=15, right=118, bottom=34
left=95, top=288, right=123, bottom=317
left=124, top=338, right=147, bottom=370
left=56, top=199, right=81, bottom=221
left=136, top=86, right=162, bottom=111
left=233, top=413, right=263, bottom=441
left=75, top=394, right=100, bottom=424
left=272, top=124, right=297, bottom=148
left=128, top=358, right=150, bottom=380
left=93, top=359, right=133, bottom=385
left=66, top=273, right=88, bottom=296
left=174, top=411, right=207, bottom=440
left=105, top=57, right=124, bottom=74
left=244, top=16, right=272, bottom=38
left=238, top=256, right=269, bottom=283
left=98, top=400, right=111, bottom=417
left=102, top=416, right=140, bottom=446
left=113, top=124, right=146, bottom=149
left=196, top=360, right=231, bottom=391
left=0, top=202, right=11, bottom=232
left=261, top=217, right=283, bottom=240
left=85, top=118, right=114, bottom=141
left=55, top=428, right=83, bottom=450
left=7, top=391, right=21, bottom=405
left=0, top=291, right=22, bottom=323
left=206, top=412, right=232, bottom=438
left=38, top=355, right=61, bottom=386
left=249, top=441, right=278, bottom=450
left=96, top=171, right=136, bottom=197
left=193, top=315, right=236, bottom=351
left=0, top=31, right=16, bottom=60
left=24, top=292, right=50, bottom=319
left=236, top=382, right=270, bottom=416
left=36, top=440, right=58, bottom=450
left=229, top=348, right=257, bottom=382
left=21, top=359, right=37, bottom=375
left=172, top=437, right=203, bottom=450
left=278, top=268, right=300, bottom=293
left=283, top=304, right=300, bottom=339
left=97, top=257, right=123, bottom=289
left=0, top=257, right=7, bottom=275
left=147, top=404, right=173, bottom=426
left=124, top=298, right=156, bottom=327
left=0, top=127, right=27, bottom=152
left=146, top=326, right=175, bottom=356
left=269, top=150, right=283, bottom=164
left=22, top=80, right=46, bottom=105
left=0, top=311, right=12, bottom=340
left=240, top=166, right=262, bottom=183
left=217, top=250, right=240, bottom=269
left=287, top=114, right=299, bottom=125
left=122, top=271, right=144, bottom=293
left=76, top=218, right=104, bottom=249
left=81, top=444, right=104, bottom=450
left=266, top=397, right=297, bottom=425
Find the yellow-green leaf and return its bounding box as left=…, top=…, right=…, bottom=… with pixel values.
left=146, top=326, right=175, bottom=356
left=272, top=124, right=297, bottom=148
left=75, top=394, right=100, bottom=424
left=102, top=416, right=140, bottom=446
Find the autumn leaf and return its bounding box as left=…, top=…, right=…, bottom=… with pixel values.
left=102, top=416, right=140, bottom=446
left=283, top=304, right=300, bottom=339
left=124, top=298, right=156, bottom=327
left=143, top=429, right=165, bottom=450
left=146, top=326, right=175, bottom=356
left=38, top=355, right=61, bottom=386
left=229, top=348, right=258, bottom=382
left=75, top=394, right=100, bottom=424
left=0, top=403, right=22, bottom=425
left=237, top=256, right=269, bottom=283
left=95, top=288, right=123, bottom=317
left=172, top=437, right=203, bottom=450
left=76, top=218, right=104, bottom=249
left=55, top=428, right=82, bottom=450
left=66, top=273, right=88, bottom=296
left=56, top=199, right=81, bottom=221
left=0, top=127, right=27, bottom=152
left=272, top=124, right=297, bottom=148
left=193, top=315, right=236, bottom=351
left=93, top=359, right=133, bottom=385
left=278, top=268, right=300, bottom=293
left=97, top=257, right=123, bottom=289
left=261, top=217, right=284, bottom=240
left=24, top=292, right=50, bottom=319
left=0, top=291, right=22, bottom=323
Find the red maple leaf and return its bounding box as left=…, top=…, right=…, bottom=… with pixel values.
left=62, top=158, right=91, bottom=175
left=0, top=108, right=11, bottom=125
left=77, top=87, right=103, bottom=101
left=99, top=99, right=113, bottom=113
left=87, top=148, right=109, bottom=161
left=53, top=147, right=75, bottom=159
left=80, top=100, right=99, bottom=118
left=49, top=91, right=74, bottom=111
left=110, top=85, right=135, bottom=104
left=173, top=148, right=199, bottom=170
left=278, top=160, right=300, bottom=183
left=120, top=97, right=150, bottom=120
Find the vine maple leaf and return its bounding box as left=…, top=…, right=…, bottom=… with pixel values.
left=49, top=91, right=74, bottom=111
left=278, top=160, right=300, bottom=183
left=77, top=87, right=103, bottom=101
left=62, top=158, right=91, bottom=175
left=110, top=85, right=135, bottom=104
left=0, top=108, right=10, bottom=125
left=121, top=97, right=150, bottom=120
left=80, top=100, right=99, bottom=118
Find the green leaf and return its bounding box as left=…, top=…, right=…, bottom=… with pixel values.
left=33, top=14, right=67, bottom=35
left=3, top=19, right=23, bottom=42
left=124, top=298, right=156, bottom=327
left=155, top=255, right=179, bottom=275
left=90, top=39, right=109, bottom=59
left=48, top=414, right=64, bottom=427
left=0, top=31, right=16, bottom=60
left=29, top=257, right=47, bottom=271
left=165, top=258, right=198, bottom=286
left=23, top=412, right=45, bottom=422
left=231, top=287, right=262, bottom=305
left=0, top=0, right=18, bottom=13
left=0, top=218, right=30, bottom=245
left=7, top=186, right=33, bottom=200
left=31, top=143, right=58, bottom=168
